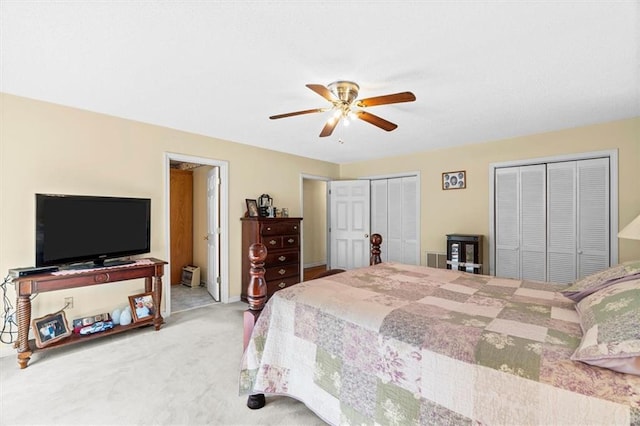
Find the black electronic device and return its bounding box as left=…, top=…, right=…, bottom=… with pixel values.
left=9, top=265, right=60, bottom=278
left=35, top=194, right=151, bottom=268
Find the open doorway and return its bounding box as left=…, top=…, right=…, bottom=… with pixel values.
left=164, top=153, right=229, bottom=317
left=301, top=174, right=329, bottom=280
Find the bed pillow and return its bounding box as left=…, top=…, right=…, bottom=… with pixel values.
left=561, top=260, right=640, bottom=302
left=571, top=278, right=640, bottom=375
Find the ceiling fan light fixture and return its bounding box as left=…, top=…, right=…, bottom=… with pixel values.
left=269, top=80, right=416, bottom=138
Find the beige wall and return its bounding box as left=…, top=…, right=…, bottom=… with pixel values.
left=0, top=93, right=341, bottom=356
left=341, top=117, right=640, bottom=266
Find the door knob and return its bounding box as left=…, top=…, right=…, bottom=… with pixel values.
left=364, top=234, right=369, bottom=238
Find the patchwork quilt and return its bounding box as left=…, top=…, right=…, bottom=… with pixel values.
left=240, top=262, right=640, bottom=425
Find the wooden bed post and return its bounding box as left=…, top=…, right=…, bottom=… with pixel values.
left=243, top=243, right=268, bottom=409
left=244, top=234, right=383, bottom=410
left=370, top=233, right=382, bottom=265
left=243, top=243, right=267, bottom=349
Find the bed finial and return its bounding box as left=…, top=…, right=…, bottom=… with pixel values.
left=370, top=233, right=382, bottom=265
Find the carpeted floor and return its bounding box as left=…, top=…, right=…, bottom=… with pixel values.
left=0, top=302, right=325, bottom=425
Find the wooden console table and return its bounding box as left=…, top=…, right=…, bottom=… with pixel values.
left=12, top=258, right=167, bottom=369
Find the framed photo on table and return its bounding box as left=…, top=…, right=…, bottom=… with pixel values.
left=32, top=310, right=71, bottom=348
left=246, top=199, right=259, bottom=217
left=129, top=292, right=155, bottom=323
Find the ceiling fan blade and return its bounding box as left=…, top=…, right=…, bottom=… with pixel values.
left=269, top=108, right=326, bottom=120
left=306, top=84, right=336, bottom=102
left=356, top=91, right=416, bottom=107
left=319, top=117, right=339, bottom=137
left=355, top=110, right=398, bottom=131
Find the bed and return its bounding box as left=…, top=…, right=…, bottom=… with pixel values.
left=239, top=235, right=640, bottom=425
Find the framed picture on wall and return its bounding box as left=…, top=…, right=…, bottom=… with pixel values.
left=442, top=170, right=466, bottom=190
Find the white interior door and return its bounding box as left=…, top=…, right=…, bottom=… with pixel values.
left=329, top=180, right=370, bottom=270
left=207, top=167, right=220, bottom=301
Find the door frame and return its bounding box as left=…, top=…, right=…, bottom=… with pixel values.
left=488, top=149, right=618, bottom=276
left=206, top=166, right=221, bottom=302
left=164, top=152, right=230, bottom=317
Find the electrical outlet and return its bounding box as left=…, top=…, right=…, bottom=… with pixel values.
left=64, top=297, right=74, bottom=309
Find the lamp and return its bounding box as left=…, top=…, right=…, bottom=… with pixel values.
left=618, top=214, right=640, bottom=240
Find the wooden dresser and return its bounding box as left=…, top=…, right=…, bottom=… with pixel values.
left=241, top=217, right=302, bottom=301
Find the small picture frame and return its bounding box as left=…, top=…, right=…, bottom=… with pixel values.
left=129, top=292, right=155, bottom=323
left=246, top=199, right=259, bottom=217
left=442, top=170, right=466, bottom=190
left=32, top=310, right=72, bottom=348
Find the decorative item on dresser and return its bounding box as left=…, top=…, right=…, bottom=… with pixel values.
left=240, top=216, right=302, bottom=302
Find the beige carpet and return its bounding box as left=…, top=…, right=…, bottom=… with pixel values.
left=0, top=302, right=325, bottom=425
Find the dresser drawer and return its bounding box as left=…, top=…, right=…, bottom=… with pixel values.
left=267, top=276, right=299, bottom=295
left=262, top=236, right=283, bottom=249
left=261, top=222, right=300, bottom=236
left=265, top=263, right=300, bottom=281
left=262, top=235, right=299, bottom=249
left=265, top=250, right=299, bottom=266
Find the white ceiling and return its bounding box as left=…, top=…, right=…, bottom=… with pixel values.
left=1, top=1, right=638, bottom=164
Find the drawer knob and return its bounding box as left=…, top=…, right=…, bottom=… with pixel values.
left=266, top=227, right=272, bottom=231
left=293, top=226, right=297, bottom=230
left=269, top=239, right=277, bottom=245
left=278, top=255, right=286, bottom=261
left=288, top=238, right=294, bottom=243
left=278, top=282, right=286, bottom=288
left=278, top=269, right=286, bottom=275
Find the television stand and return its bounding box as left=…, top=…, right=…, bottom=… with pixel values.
left=12, top=258, right=167, bottom=369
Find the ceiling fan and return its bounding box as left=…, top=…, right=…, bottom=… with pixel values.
left=269, top=81, right=416, bottom=137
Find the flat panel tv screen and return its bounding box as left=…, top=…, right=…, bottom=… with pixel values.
left=36, top=194, right=151, bottom=268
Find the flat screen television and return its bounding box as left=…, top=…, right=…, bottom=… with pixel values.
left=36, top=194, right=151, bottom=268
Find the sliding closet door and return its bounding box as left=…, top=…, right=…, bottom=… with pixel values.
left=495, top=165, right=546, bottom=280
left=547, top=158, right=610, bottom=284
left=399, top=176, right=419, bottom=264
left=519, top=165, right=547, bottom=281
left=495, top=168, right=520, bottom=279
left=490, top=151, right=616, bottom=281
left=547, top=162, right=577, bottom=283
left=370, top=179, right=389, bottom=262
left=577, top=158, right=610, bottom=278
left=370, top=176, right=419, bottom=264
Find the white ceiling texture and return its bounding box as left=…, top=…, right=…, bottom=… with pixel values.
left=1, top=1, right=638, bottom=164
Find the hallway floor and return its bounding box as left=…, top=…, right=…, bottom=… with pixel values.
left=170, top=283, right=217, bottom=313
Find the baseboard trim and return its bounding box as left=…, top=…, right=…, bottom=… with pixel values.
left=304, top=261, right=326, bottom=269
